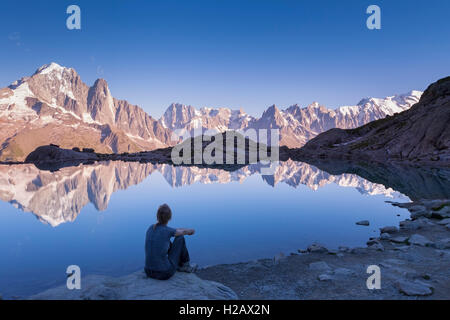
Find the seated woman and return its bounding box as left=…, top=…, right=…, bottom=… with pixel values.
left=144, top=203, right=197, bottom=280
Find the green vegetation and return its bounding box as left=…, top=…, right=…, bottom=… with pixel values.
left=432, top=203, right=449, bottom=211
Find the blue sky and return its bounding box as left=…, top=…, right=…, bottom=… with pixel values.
left=1, top=0, right=449, bottom=117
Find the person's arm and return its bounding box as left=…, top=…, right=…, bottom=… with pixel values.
left=175, top=228, right=195, bottom=236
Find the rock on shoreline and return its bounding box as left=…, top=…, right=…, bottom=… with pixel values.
left=29, top=199, right=450, bottom=300
left=30, top=271, right=238, bottom=300
left=197, top=199, right=450, bottom=300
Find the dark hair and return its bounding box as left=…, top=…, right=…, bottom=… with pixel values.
left=154, top=204, right=172, bottom=229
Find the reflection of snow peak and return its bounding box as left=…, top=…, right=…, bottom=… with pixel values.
left=0, top=161, right=405, bottom=227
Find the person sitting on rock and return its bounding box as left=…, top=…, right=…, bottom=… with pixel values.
left=145, top=203, right=197, bottom=280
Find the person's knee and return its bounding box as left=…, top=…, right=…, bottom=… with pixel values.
left=174, top=235, right=185, bottom=243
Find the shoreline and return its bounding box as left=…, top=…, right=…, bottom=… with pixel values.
left=26, top=199, right=450, bottom=300
left=197, top=199, right=450, bottom=299
left=2, top=142, right=450, bottom=170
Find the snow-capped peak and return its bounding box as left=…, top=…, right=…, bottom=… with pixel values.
left=408, top=90, right=422, bottom=96
left=307, top=102, right=321, bottom=109
left=34, top=62, right=71, bottom=76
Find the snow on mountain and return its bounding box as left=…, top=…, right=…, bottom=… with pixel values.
left=158, top=90, right=422, bottom=149
left=159, top=103, right=255, bottom=135
left=336, top=90, right=423, bottom=128
left=0, top=62, right=423, bottom=161
left=0, top=62, right=171, bottom=161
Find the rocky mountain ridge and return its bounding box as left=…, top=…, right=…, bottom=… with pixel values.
left=0, top=62, right=422, bottom=161
left=296, top=76, right=450, bottom=165
left=160, top=91, right=422, bottom=148
left=0, top=63, right=172, bottom=161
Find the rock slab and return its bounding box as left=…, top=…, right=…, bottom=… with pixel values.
left=395, top=279, right=433, bottom=296
left=30, top=271, right=238, bottom=300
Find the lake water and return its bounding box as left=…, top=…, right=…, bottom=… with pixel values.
left=0, top=160, right=448, bottom=298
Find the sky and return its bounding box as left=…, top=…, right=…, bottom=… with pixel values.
left=0, top=0, right=449, bottom=118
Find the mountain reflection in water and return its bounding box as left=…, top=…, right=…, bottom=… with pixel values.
left=1, top=160, right=448, bottom=227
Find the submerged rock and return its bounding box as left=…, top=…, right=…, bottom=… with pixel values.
left=30, top=271, right=238, bottom=300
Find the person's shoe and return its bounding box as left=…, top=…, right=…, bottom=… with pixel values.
left=177, top=262, right=198, bottom=273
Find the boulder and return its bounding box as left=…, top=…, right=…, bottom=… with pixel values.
left=392, top=245, right=410, bottom=252
left=431, top=238, right=450, bottom=250
left=317, top=274, right=333, bottom=281
left=395, top=279, right=433, bottom=296
left=408, top=205, right=426, bottom=213
left=366, top=239, right=380, bottom=246
left=400, top=218, right=433, bottom=230
left=436, top=218, right=450, bottom=225
left=30, top=271, right=238, bottom=300
left=390, top=236, right=409, bottom=244
left=410, top=210, right=432, bottom=219
left=380, top=226, right=398, bottom=233
left=432, top=210, right=450, bottom=219
left=25, top=145, right=97, bottom=164
left=333, top=268, right=356, bottom=276
left=427, top=201, right=450, bottom=219
left=307, top=243, right=328, bottom=254
left=408, top=234, right=433, bottom=246
left=309, top=261, right=332, bottom=272
left=380, top=233, right=391, bottom=240
left=368, top=243, right=384, bottom=251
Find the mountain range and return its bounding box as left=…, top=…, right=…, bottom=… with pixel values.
left=298, top=76, right=450, bottom=164
left=0, top=62, right=422, bottom=162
